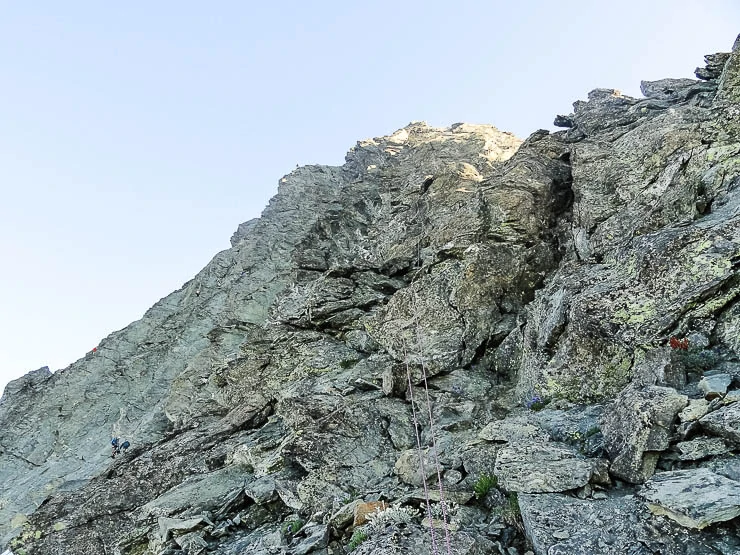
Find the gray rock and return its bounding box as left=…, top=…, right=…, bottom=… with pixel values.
left=478, top=417, right=548, bottom=443
left=141, top=465, right=248, bottom=517
left=243, top=475, right=278, bottom=505
left=640, top=468, right=740, bottom=529
left=174, top=531, right=208, bottom=552
left=640, top=78, right=700, bottom=100
left=696, top=52, right=732, bottom=80
left=715, top=302, right=740, bottom=360
left=631, top=347, right=686, bottom=389
left=530, top=405, right=604, bottom=456
left=229, top=218, right=258, bottom=247
left=686, top=332, right=711, bottom=350
left=706, top=457, right=740, bottom=482
left=393, top=449, right=439, bottom=487
left=291, top=523, right=328, bottom=555
left=158, top=516, right=209, bottom=542
left=553, top=114, right=574, bottom=128
left=443, top=469, right=463, bottom=485
left=674, top=437, right=730, bottom=461
left=493, top=442, right=601, bottom=493
left=678, top=398, right=710, bottom=422
left=724, top=389, right=740, bottom=404
left=328, top=499, right=361, bottom=529
left=601, top=385, right=687, bottom=483
left=699, top=402, right=740, bottom=442
left=459, top=442, right=501, bottom=482
left=698, top=373, right=732, bottom=399
left=519, top=491, right=739, bottom=555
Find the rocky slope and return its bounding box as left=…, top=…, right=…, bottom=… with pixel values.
left=1, top=36, right=740, bottom=555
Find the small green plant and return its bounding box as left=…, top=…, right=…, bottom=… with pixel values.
left=347, top=528, right=369, bottom=551
left=525, top=393, right=548, bottom=411
left=473, top=473, right=498, bottom=499
left=494, top=492, right=522, bottom=528
left=568, top=430, right=584, bottom=442
left=282, top=518, right=304, bottom=536
left=507, top=492, right=520, bottom=516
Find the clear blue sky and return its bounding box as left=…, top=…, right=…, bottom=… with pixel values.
left=1, top=2, right=738, bottom=393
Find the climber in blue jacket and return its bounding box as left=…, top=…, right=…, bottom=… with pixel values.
left=111, top=437, right=131, bottom=458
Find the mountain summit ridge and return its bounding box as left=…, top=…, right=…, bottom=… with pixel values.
left=2, top=35, right=740, bottom=555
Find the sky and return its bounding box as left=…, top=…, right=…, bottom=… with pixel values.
left=1, top=2, right=738, bottom=394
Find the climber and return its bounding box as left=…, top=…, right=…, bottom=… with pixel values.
left=121, top=440, right=130, bottom=453
left=111, top=437, right=120, bottom=458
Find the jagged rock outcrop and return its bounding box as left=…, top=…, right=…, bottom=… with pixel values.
left=601, top=385, right=688, bottom=483
left=1, top=35, right=740, bottom=555
left=517, top=35, right=740, bottom=404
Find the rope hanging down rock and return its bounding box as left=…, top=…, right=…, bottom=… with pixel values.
left=403, top=338, right=439, bottom=555
left=412, top=295, right=453, bottom=555
left=400, top=289, right=453, bottom=555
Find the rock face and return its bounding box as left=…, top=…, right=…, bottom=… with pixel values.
left=518, top=35, right=740, bottom=404
left=2, top=36, right=740, bottom=555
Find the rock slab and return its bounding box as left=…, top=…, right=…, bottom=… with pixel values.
left=494, top=442, right=599, bottom=493
left=640, top=468, right=740, bottom=529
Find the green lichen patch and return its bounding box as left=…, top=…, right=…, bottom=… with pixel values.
left=612, top=296, right=656, bottom=325
left=542, top=341, right=633, bottom=403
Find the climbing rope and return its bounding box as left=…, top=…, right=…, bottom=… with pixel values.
left=411, top=294, right=453, bottom=555
left=402, top=338, right=440, bottom=555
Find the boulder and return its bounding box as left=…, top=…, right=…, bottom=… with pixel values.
left=493, top=442, right=603, bottom=493
left=698, top=373, right=732, bottom=399
left=640, top=468, right=740, bottom=529
left=699, top=402, right=740, bottom=442
left=158, top=516, right=209, bottom=543
left=601, top=385, right=687, bottom=483
left=674, top=437, right=730, bottom=461
left=519, top=491, right=740, bottom=555
left=394, top=449, right=439, bottom=487
left=478, top=417, right=547, bottom=443
left=678, top=398, right=710, bottom=422
left=291, top=523, right=329, bottom=555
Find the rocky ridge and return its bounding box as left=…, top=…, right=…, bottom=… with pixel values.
left=1, top=36, right=740, bottom=555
